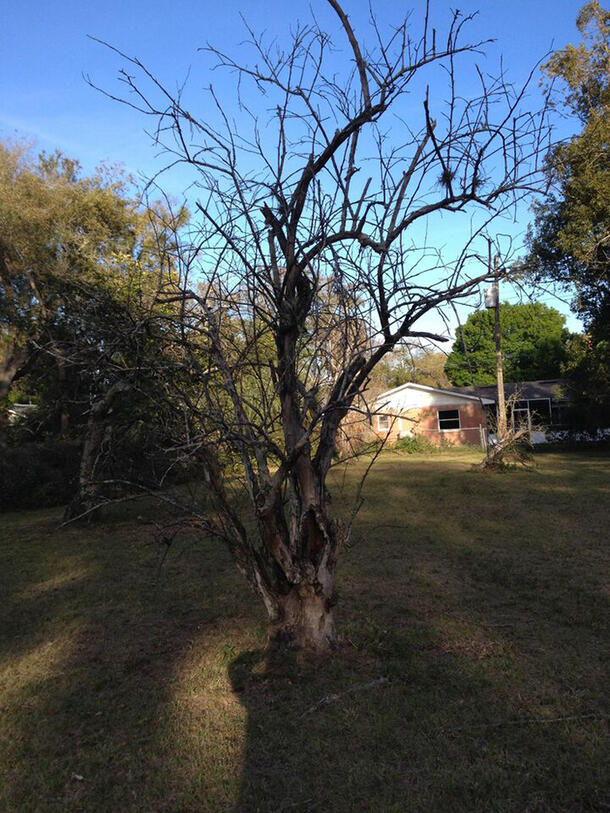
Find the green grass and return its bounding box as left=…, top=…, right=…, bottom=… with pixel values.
left=1, top=449, right=608, bottom=811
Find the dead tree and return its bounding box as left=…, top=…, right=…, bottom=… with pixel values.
left=95, top=1, right=552, bottom=651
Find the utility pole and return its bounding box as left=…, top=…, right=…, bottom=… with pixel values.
left=484, top=249, right=507, bottom=439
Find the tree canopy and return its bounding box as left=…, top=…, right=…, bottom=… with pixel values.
left=526, top=1, right=610, bottom=337
left=525, top=1, right=610, bottom=424
left=0, top=139, right=195, bottom=517
left=445, top=302, right=570, bottom=386
left=369, top=346, right=451, bottom=393
left=0, top=139, right=186, bottom=436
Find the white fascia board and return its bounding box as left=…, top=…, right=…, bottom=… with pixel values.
left=375, top=381, right=494, bottom=407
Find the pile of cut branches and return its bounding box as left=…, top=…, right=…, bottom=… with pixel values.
left=479, top=425, right=534, bottom=470
left=478, top=392, right=537, bottom=471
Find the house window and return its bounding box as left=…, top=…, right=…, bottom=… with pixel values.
left=438, top=408, right=460, bottom=431
left=528, top=399, right=551, bottom=423
left=508, top=398, right=552, bottom=429
left=377, top=414, right=390, bottom=431
left=511, top=400, right=530, bottom=429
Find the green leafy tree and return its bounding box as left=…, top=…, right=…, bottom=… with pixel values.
left=368, top=347, right=450, bottom=392
left=526, top=2, right=610, bottom=411
left=0, top=139, right=196, bottom=514
left=560, top=333, right=610, bottom=428
left=445, top=302, right=570, bottom=386
left=0, top=139, right=186, bottom=435
left=0, top=140, right=132, bottom=426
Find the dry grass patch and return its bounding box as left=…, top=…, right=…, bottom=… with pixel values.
left=0, top=449, right=608, bottom=811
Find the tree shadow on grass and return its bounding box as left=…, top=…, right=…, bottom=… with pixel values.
left=0, top=511, right=259, bottom=811
left=1, top=484, right=608, bottom=812
left=228, top=617, right=608, bottom=812
left=229, top=451, right=610, bottom=812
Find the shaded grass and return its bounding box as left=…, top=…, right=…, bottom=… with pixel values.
left=0, top=450, right=608, bottom=811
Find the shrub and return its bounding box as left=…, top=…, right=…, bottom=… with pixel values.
left=393, top=435, right=435, bottom=454
left=0, top=440, right=81, bottom=511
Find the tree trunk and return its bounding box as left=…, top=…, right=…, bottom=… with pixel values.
left=56, top=350, right=70, bottom=436
left=0, top=345, right=29, bottom=400
left=64, top=381, right=130, bottom=521
left=254, top=492, right=341, bottom=653
left=0, top=345, right=29, bottom=443
left=268, top=581, right=337, bottom=651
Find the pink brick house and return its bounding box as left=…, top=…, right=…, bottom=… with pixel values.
left=372, top=382, right=494, bottom=447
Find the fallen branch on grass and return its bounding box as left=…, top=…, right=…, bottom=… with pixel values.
left=302, top=677, right=389, bottom=716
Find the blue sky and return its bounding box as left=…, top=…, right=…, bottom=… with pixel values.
left=1, top=0, right=586, bottom=335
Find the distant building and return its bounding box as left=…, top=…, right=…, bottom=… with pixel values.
left=372, top=379, right=571, bottom=447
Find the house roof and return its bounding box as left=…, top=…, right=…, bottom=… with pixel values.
left=375, top=381, right=495, bottom=405
left=449, top=379, right=570, bottom=403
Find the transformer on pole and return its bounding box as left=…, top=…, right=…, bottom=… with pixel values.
left=485, top=250, right=507, bottom=439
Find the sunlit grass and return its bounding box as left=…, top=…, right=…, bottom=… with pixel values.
left=0, top=449, right=608, bottom=811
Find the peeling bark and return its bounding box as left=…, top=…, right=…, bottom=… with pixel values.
left=251, top=477, right=342, bottom=651
left=269, top=582, right=337, bottom=651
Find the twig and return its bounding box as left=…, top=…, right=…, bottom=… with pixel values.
left=448, top=713, right=607, bottom=732
left=59, top=493, right=142, bottom=527
left=278, top=800, right=314, bottom=812
left=302, top=677, right=388, bottom=716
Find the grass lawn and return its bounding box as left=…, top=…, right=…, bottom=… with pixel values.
left=0, top=449, right=608, bottom=812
